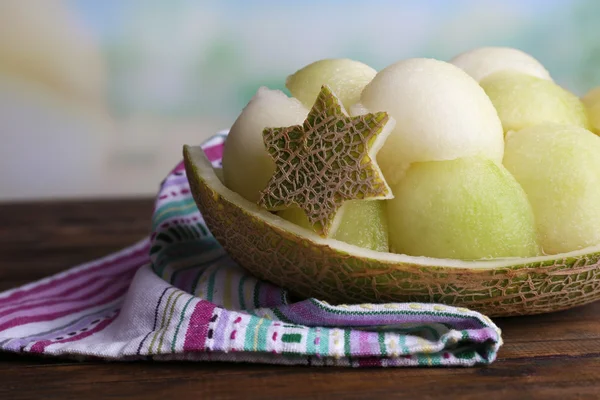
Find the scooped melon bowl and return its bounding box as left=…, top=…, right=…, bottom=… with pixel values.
left=184, top=145, right=600, bottom=317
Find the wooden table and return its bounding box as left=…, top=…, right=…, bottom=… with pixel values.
left=0, top=199, right=599, bottom=399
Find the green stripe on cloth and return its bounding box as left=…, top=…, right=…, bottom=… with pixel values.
left=399, top=331, right=408, bottom=355
left=306, top=327, right=317, bottom=355
left=148, top=290, right=179, bottom=355
left=206, top=265, right=219, bottom=302
left=281, top=333, right=302, bottom=343
left=344, top=330, right=351, bottom=359
left=256, top=318, right=271, bottom=351
left=378, top=331, right=386, bottom=356
left=152, top=198, right=197, bottom=229
left=157, top=291, right=185, bottom=353
left=189, top=266, right=206, bottom=296
left=167, top=249, right=225, bottom=284
left=319, top=328, right=330, bottom=356
left=237, top=275, right=247, bottom=310
left=253, top=281, right=261, bottom=309
left=243, top=316, right=261, bottom=351
left=308, top=299, right=486, bottom=326
left=171, top=297, right=195, bottom=353
left=271, top=307, right=294, bottom=323
left=155, top=243, right=223, bottom=277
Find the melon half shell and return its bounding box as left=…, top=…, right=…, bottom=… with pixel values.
left=183, top=145, right=600, bottom=317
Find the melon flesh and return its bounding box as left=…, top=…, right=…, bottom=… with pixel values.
left=285, top=58, right=376, bottom=110
left=184, top=145, right=600, bottom=317
left=582, top=86, right=600, bottom=134
left=278, top=200, right=389, bottom=252
left=222, top=87, right=308, bottom=203
left=480, top=71, right=590, bottom=134
left=359, top=58, right=504, bottom=186
left=223, top=87, right=389, bottom=252
left=450, top=46, right=551, bottom=82
left=387, top=156, right=540, bottom=260
left=503, top=123, right=600, bottom=254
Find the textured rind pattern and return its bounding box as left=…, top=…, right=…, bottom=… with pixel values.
left=258, top=85, right=392, bottom=237
left=185, top=151, right=600, bottom=317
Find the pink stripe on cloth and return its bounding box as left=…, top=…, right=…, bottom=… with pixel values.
left=172, top=162, right=186, bottom=173
left=0, top=269, right=137, bottom=320
left=203, top=143, right=225, bottom=162
left=29, top=315, right=118, bottom=354
left=0, top=274, right=110, bottom=313
left=183, top=300, right=216, bottom=352
left=0, top=282, right=130, bottom=332
left=162, top=142, right=221, bottom=181
left=0, top=261, right=144, bottom=313
left=359, top=329, right=371, bottom=355
left=0, top=243, right=149, bottom=305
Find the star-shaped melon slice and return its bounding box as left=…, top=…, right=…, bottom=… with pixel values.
left=258, top=85, right=395, bottom=237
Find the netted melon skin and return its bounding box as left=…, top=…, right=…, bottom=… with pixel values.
left=184, top=148, right=600, bottom=317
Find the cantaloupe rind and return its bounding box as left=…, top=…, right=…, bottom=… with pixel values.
left=184, top=145, right=600, bottom=317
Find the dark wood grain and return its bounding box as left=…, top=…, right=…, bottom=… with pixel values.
left=0, top=199, right=599, bottom=400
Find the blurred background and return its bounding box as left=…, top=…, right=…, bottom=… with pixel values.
left=0, top=0, right=598, bottom=201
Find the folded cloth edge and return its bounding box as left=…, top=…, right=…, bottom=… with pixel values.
left=0, top=131, right=502, bottom=367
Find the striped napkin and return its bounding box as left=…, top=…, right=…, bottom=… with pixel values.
left=0, top=132, right=502, bottom=367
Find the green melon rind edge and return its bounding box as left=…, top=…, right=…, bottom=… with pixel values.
left=183, top=145, right=600, bottom=317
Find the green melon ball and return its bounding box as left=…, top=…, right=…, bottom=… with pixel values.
left=222, top=87, right=308, bottom=203
left=480, top=71, right=590, bottom=134
left=503, top=123, right=600, bottom=254
left=286, top=58, right=376, bottom=110
left=582, top=86, right=600, bottom=134
left=359, top=58, right=504, bottom=186
left=387, top=156, right=540, bottom=260
left=450, top=46, right=552, bottom=82
left=278, top=200, right=388, bottom=252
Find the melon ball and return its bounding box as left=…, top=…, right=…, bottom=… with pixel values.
left=222, top=87, right=308, bottom=202
left=387, top=156, right=540, bottom=260
left=582, top=86, right=600, bottom=134
left=286, top=58, right=376, bottom=110
left=278, top=200, right=389, bottom=252
left=450, top=46, right=552, bottom=82
left=503, top=123, right=600, bottom=254
left=480, top=71, right=590, bottom=134
left=359, top=58, right=504, bottom=186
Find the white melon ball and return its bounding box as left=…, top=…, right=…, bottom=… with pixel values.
left=222, top=87, right=308, bottom=203
left=359, top=58, right=504, bottom=185
left=286, top=59, right=376, bottom=110
left=504, top=123, right=600, bottom=254
left=481, top=71, right=590, bottom=134
left=450, top=46, right=552, bottom=82
left=582, top=86, right=600, bottom=134
left=387, top=156, right=539, bottom=260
